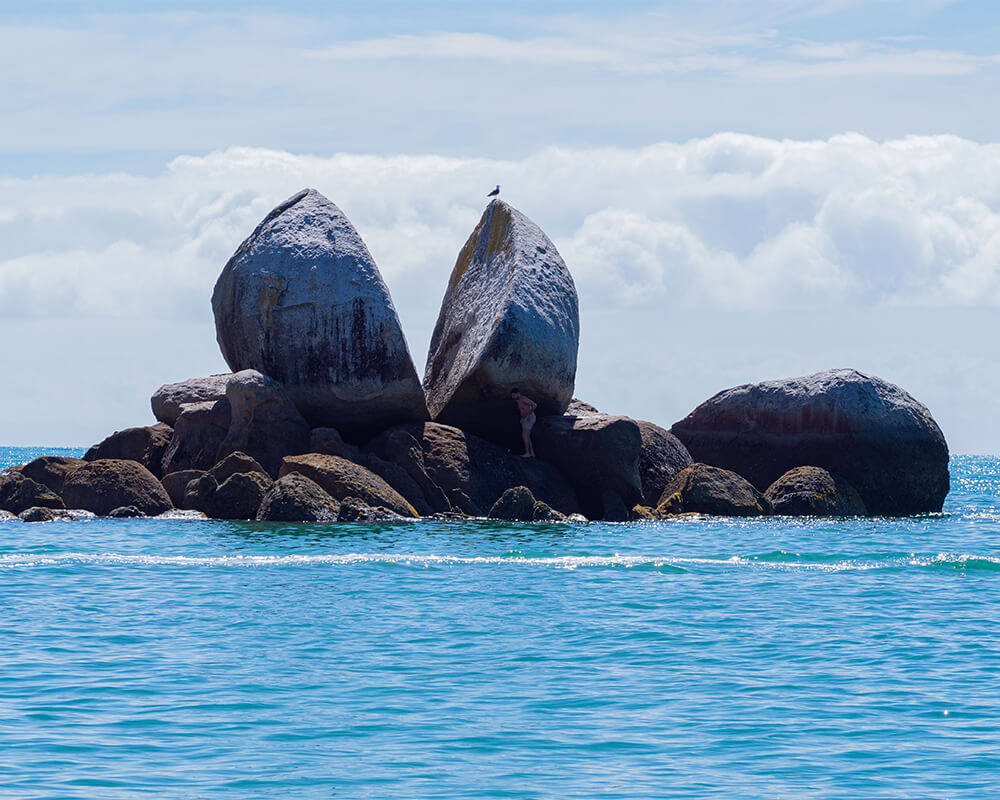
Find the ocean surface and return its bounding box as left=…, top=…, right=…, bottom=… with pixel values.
left=1, top=447, right=998, bottom=800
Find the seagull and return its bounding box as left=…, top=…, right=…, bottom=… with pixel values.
left=487, top=185, right=500, bottom=198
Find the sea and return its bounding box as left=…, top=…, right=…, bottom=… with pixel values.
left=1, top=446, right=998, bottom=800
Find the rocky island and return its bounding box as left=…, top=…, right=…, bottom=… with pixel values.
left=0, top=190, right=950, bottom=522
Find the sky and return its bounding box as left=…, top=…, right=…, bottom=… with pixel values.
left=1, top=1, right=999, bottom=453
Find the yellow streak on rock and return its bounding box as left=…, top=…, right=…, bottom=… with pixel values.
left=447, top=202, right=513, bottom=292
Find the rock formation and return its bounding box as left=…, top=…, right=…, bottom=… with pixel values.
left=423, top=199, right=579, bottom=446
left=671, top=369, right=949, bottom=515
left=61, top=460, right=173, bottom=517
left=0, top=470, right=65, bottom=515
left=160, top=400, right=232, bottom=475
left=657, top=464, right=771, bottom=517
left=84, top=423, right=173, bottom=478
left=152, top=375, right=232, bottom=425
left=764, top=466, right=867, bottom=517
left=211, top=188, right=427, bottom=438
left=278, top=454, right=417, bottom=518
left=257, top=473, right=340, bottom=522
left=20, top=456, right=85, bottom=495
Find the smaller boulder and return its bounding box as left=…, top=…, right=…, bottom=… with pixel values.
left=765, top=466, right=867, bottom=517
left=160, top=470, right=206, bottom=509
left=209, top=452, right=268, bottom=484
left=257, top=473, right=340, bottom=522
left=635, top=420, right=693, bottom=505
left=532, top=500, right=567, bottom=522
left=61, top=460, right=173, bottom=517
left=203, top=472, right=273, bottom=520
left=657, top=464, right=771, bottom=517
left=279, top=454, right=417, bottom=517
left=183, top=473, right=218, bottom=512
left=337, top=496, right=405, bottom=522
left=21, top=456, right=84, bottom=494
left=488, top=486, right=536, bottom=521
left=0, top=509, right=17, bottom=521
left=152, top=374, right=232, bottom=425
left=84, top=423, right=173, bottom=478
left=0, top=471, right=66, bottom=515
left=20, top=506, right=58, bottom=522
left=108, top=505, right=147, bottom=518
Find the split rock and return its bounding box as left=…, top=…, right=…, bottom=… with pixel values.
left=211, top=188, right=427, bottom=438
left=423, top=199, right=579, bottom=447
left=671, top=369, right=949, bottom=515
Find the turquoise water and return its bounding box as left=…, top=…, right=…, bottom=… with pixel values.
left=2, top=448, right=999, bottom=799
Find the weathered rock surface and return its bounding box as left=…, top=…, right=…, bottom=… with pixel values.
left=85, top=423, right=173, bottom=478
left=212, top=188, right=427, bottom=438
left=657, top=463, right=771, bottom=517
left=488, top=486, right=536, bottom=521
left=20, top=506, right=58, bottom=522
left=62, top=460, right=173, bottom=517
left=279, top=454, right=417, bottom=518
left=309, top=427, right=362, bottom=461
left=160, top=470, right=206, bottom=509
left=336, top=496, right=406, bottom=522
left=217, top=370, right=310, bottom=477
left=203, top=471, right=273, bottom=520
left=19, top=507, right=96, bottom=523
left=764, top=466, right=867, bottom=517
left=363, top=427, right=451, bottom=516
left=635, top=420, right=693, bottom=506
left=423, top=199, right=579, bottom=447
left=390, top=422, right=580, bottom=517
left=152, top=375, right=232, bottom=425
left=533, top=412, right=642, bottom=520
left=160, top=400, right=231, bottom=475
left=671, top=369, right=949, bottom=515
left=531, top=500, right=567, bottom=522
left=0, top=471, right=65, bottom=514
left=20, top=456, right=84, bottom=495
left=0, top=509, right=17, bottom=521
left=209, top=451, right=268, bottom=484
left=183, top=473, right=218, bottom=512
left=257, top=472, right=340, bottom=522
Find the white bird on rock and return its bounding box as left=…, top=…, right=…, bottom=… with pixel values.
left=487, top=185, right=500, bottom=198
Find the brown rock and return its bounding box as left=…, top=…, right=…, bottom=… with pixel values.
left=0, top=470, right=65, bottom=514
left=85, top=423, right=173, bottom=478
left=764, top=466, right=867, bottom=517
left=20, top=456, right=85, bottom=495
left=152, top=374, right=232, bottom=425
left=203, top=472, right=273, bottom=520
left=160, top=400, right=231, bottom=475
left=257, top=472, right=340, bottom=522
left=160, top=470, right=206, bottom=509
left=62, top=459, right=173, bottom=516
left=183, top=473, right=218, bottom=512
left=209, top=451, right=268, bottom=484
left=656, top=464, right=771, bottom=517
left=635, top=420, right=693, bottom=505
left=488, top=486, right=536, bottom=521
left=279, top=454, right=418, bottom=517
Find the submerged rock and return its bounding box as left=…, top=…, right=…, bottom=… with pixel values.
left=672, top=369, right=949, bottom=515
left=257, top=472, right=340, bottom=522
left=84, top=423, right=173, bottom=478
left=657, top=463, right=771, bottom=517
left=152, top=375, right=232, bottom=425
left=61, top=459, right=173, bottom=517
left=764, top=466, right=867, bottom=517
left=423, top=199, right=579, bottom=447
left=212, top=188, right=427, bottom=438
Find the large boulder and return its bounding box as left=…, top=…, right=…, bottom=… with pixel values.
left=217, top=370, right=310, bottom=477
left=84, top=423, right=173, bottom=478
left=671, top=369, right=950, bottom=515
left=20, top=456, right=84, bottom=495
left=657, top=464, right=771, bottom=517
left=211, top=188, right=427, bottom=439
left=423, top=199, right=579, bottom=448
left=278, top=454, right=418, bottom=518
left=152, top=375, right=232, bottom=425
left=635, top=420, right=693, bottom=505
left=257, top=472, right=340, bottom=522
left=389, top=422, right=580, bottom=517
left=160, top=400, right=231, bottom=475
left=765, top=466, right=867, bottom=517
left=61, top=459, right=172, bottom=516
left=533, top=412, right=642, bottom=520
left=0, top=470, right=65, bottom=514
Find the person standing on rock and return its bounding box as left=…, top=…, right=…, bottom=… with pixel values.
left=511, top=389, right=537, bottom=458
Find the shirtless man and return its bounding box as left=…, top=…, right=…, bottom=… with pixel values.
left=511, top=388, right=537, bottom=458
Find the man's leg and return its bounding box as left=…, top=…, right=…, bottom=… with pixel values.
left=525, top=415, right=536, bottom=458
left=521, top=421, right=533, bottom=457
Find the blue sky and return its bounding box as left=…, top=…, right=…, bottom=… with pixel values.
left=1, top=1, right=999, bottom=451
